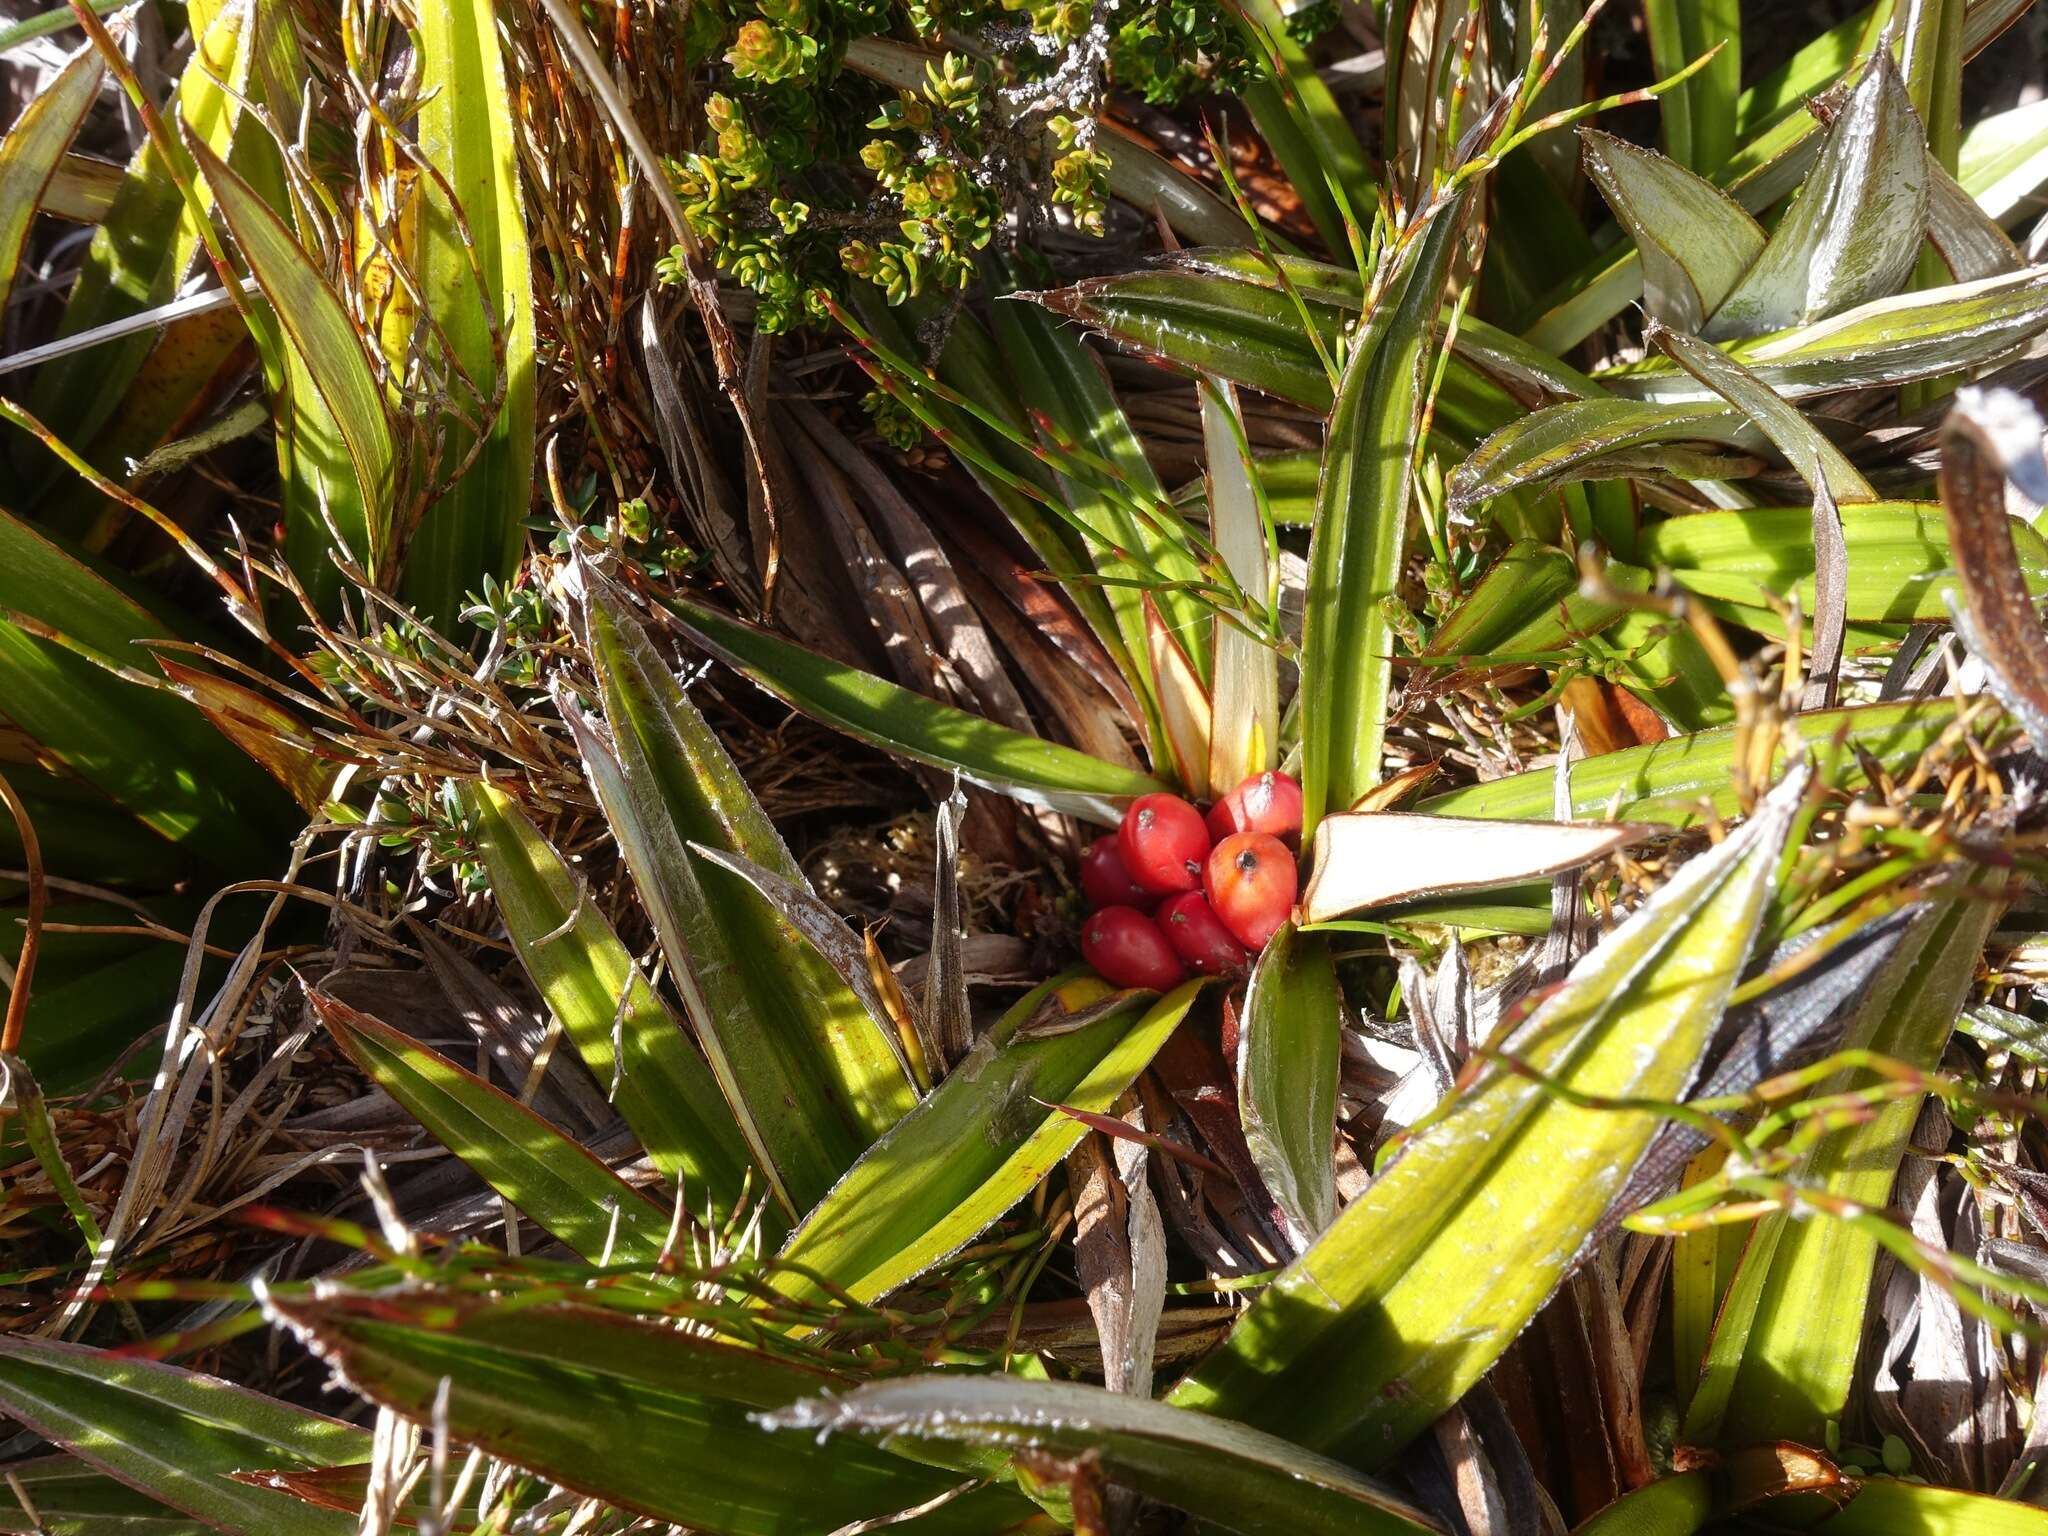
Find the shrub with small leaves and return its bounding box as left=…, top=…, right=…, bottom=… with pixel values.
left=656, top=0, right=1328, bottom=337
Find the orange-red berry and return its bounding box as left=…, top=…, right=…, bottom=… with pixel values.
left=1206, top=770, right=1304, bottom=847
left=1079, top=835, right=1153, bottom=911
left=1205, top=831, right=1297, bottom=949
left=1118, top=793, right=1209, bottom=895
left=1156, top=891, right=1252, bottom=976
left=1081, top=905, right=1188, bottom=991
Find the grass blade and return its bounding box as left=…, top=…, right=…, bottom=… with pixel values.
left=1299, top=195, right=1467, bottom=839
left=1170, top=768, right=1806, bottom=1463
left=774, top=976, right=1201, bottom=1305
left=464, top=783, right=765, bottom=1233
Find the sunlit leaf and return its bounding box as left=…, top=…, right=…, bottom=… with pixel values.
left=0, top=1337, right=365, bottom=1536
left=400, top=0, right=536, bottom=629
left=314, top=990, right=674, bottom=1261
left=0, top=44, right=102, bottom=309
left=1581, top=129, right=1763, bottom=330
left=576, top=578, right=916, bottom=1217
left=1299, top=195, right=1467, bottom=839
left=463, top=783, right=764, bottom=1232
left=1682, top=895, right=2001, bottom=1446
left=1421, top=699, right=1983, bottom=826
left=1706, top=51, right=1930, bottom=339
left=775, top=976, right=1200, bottom=1306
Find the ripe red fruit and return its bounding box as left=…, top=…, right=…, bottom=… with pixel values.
left=1206, top=770, right=1305, bottom=846
left=1205, top=832, right=1298, bottom=950
left=1118, top=793, right=1209, bottom=895
left=1079, top=835, right=1153, bottom=911
left=1081, top=906, right=1188, bottom=991
left=1156, top=891, right=1251, bottom=976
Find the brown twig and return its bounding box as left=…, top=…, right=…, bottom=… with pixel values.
left=0, top=769, right=47, bottom=1057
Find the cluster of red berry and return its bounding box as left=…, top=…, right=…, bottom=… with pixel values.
left=1078, top=772, right=1303, bottom=990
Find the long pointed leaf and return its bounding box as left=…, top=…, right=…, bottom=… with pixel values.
left=661, top=589, right=1166, bottom=823
left=1300, top=196, right=1467, bottom=839
left=579, top=580, right=915, bottom=1216
left=0, top=44, right=102, bottom=309
left=775, top=976, right=1201, bottom=1306
left=400, top=0, right=536, bottom=628
left=1684, top=892, right=2001, bottom=1445
left=1238, top=924, right=1338, bottom=1249
left=185, top=133, right=396, bottom=591
left=1706, top=50, right=1931, bottom=339
left=312, top=990, right=674, bottom=1263
left=765, top=1377, right=1444, bottom=1536
left=264, top=1292, right=1031, bottom=1536
left=0, top=1337, right=365, bottom=1536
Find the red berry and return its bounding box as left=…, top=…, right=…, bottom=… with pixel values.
left=1205, top=832, right=1298, bottom=950
left=1080, top=835, right=1153, bottom=911
left=1081, top=906, right=1188, bottom=991
left=1206, top=770, right=1304, bottom=846
left=1156, top=891, right=1251, bottom=976
left=1118, top=793, right=1210, bottom=895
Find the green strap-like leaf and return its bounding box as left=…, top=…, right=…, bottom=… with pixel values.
left=0, top=1337, right=366, bottom=1536
left=1683, top=893, right=2001, bottom=1446
left=463, top=783, right=765, bottom=1234
left=1421, top=699, right=1981, bottom=826
left=1705, top=50, right=1931, bottom=340
left=1603, top=267, right=2048, bottom=403
left=1449, top=398, right=1757, bottom=522
left=1237, top=924, right=1338, bottom=1249
left=764, top=1377, right=1445, bottom=1536
left=400, top=0, right=536, bottom=630
left=1581, top=129, right=1763, bottom=331
left=185, top=132, right=395, bottom=590
left=0, top=44, right=101, bottom=310
left=266, top=1291, right=1033, bottom=1536
left=662, top=588, right=1166, bottom=823
left=313, top=990, right=675, bottom=1263
left=776, top=975, right=1202, bottom=1305
left=1299, top=195, right=1466, bottom=839
left=1643, top=501, right=2048, bottom=623
left=0, top=1454, right=214, bottom=1534
left=1171, top=768, right=1806, bottom=1464
left=1645, top=0, right=1740, bottom=171
left=0, top=506, right=294, bottom=871
left=579, top=580, right=916, bottom=1217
